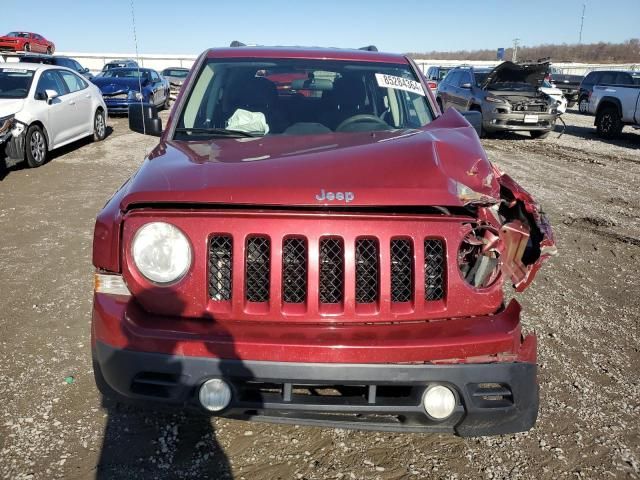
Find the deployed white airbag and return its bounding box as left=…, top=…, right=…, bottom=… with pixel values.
left=226, top=109, right=269, bottom=135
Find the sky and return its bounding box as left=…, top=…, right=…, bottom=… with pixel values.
left=1, top=0, right=639, bottom=55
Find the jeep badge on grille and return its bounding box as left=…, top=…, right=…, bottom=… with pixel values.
left=315, top=189, right=355, bottom=203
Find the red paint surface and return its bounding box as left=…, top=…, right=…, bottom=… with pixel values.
left=0, top=32, right=54, bottom=53
left=92, top=293, right=535, bottom=364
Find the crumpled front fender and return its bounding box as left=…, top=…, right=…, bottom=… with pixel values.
left=495, top=168, right=557, bottom=292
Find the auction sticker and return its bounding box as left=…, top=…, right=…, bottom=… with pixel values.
left=375, top=73, right=425, bottom=96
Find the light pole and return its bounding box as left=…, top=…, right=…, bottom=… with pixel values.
left=512, top=38, right=520, bottom=62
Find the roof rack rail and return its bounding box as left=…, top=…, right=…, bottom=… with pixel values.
left=359, top=45, right=378, bottom=52
left=229, top=41, right=246, bottom=48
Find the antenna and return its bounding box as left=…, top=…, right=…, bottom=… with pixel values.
left=579, top=3, right=586, bottom=44
left=512, top=38, right=520, bottom=62
left=130, top=0, right=146, bottom=136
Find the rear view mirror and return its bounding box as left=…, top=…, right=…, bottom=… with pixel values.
left=461, top=111, right=482, bottom=137
left=129, top=103, right=162, bottom=137
left=460, top=83, right=472, bottom=89
left=45, top=89, right=59, bottom=104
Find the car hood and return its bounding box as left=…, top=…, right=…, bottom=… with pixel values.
left=118, top=109, right=500, bottom=209
left=0, top=98, right=24, bottom=117
left=482, top=61, right=550, bottom=89
left=92, top=77, right=145, bottom=93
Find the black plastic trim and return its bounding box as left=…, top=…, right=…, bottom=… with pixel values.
left=93, top=341, right=538, bottom=437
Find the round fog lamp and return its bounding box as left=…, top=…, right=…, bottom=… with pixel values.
left=422, top=384, right=456, bottom=419
left=199, top=379, right=232, bottom=412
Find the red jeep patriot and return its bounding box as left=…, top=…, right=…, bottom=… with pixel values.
left=91, top=45, right=556, bottom=436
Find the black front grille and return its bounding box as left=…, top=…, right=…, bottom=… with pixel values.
left=424, top=239, right=445, bottom=301
left=208, top=235, right=232, bottom=301
left=282, top=238, right=307, bottom=303
left=355, top=239, right=379, bottom=303
left=319, top=238, right=344, bottom=304
left=208, top=234, right=446, bottom=307
left=390, top=239, right=413, bottom=302
left=245, top=236, right=270, bottom=302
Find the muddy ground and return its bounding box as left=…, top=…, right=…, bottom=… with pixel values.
left=0, top=110, right=638, bottom=480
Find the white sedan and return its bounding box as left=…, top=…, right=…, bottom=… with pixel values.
left=0, top=62, right=107, bottom=168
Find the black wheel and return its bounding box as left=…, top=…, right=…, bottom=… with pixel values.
left=596, top=106, right=623, bottom=139
left=578, top=95, right=589, bottom=114
left=46, top=46, right=52, bottom=55
left=469, top=107, right=488, bottom=138
left=23, top=43, right=31, bottom=52
left=25, top=125, right=48, bottom=168
left=93, top=109, right=106, bottom=141
left=530, top=130, right=550, bottom=139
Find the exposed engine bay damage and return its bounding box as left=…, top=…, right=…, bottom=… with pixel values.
left=457, top=165, right=557, bottom=292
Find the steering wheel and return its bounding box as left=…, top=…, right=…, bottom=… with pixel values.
left=335, top=114, right=390, bottom=132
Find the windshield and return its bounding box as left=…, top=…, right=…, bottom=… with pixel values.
left=0, top=67, right=35, bottom=99
left=163, top=69, right=189, bottom=78
left=102, top=63, right=128, bottom=71
left=176, top=58, right=433, bottom=138
left=438, top=68, right=451, bottom=80
left=7, top=32, right=29, bottom=38
left=101, top=68, right=149, bottom=80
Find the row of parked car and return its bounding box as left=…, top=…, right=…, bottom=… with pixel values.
left=0, top=41, right=192, bottom=168
left=426, top=62, right=640, bottom=139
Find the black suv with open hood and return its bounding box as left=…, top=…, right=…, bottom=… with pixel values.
left=437, top=61, right=562, bottom=139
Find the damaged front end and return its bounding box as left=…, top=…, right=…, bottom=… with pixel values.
left=457, top=166, right=557, bottom=293
left=0, top=116, right=26, bottom=163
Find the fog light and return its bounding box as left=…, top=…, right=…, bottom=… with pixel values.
left=422, top=384, right=456, bottom=419
left=199, top=379, right=231, bottom=412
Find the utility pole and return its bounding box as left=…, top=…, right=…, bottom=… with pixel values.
left=579, top=3, right=586, bottom=44
left=512, top=38, right=520, bottom=62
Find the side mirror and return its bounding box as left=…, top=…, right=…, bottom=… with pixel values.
left=461, top=111, right=482, bottom=137
left=83, top=67, right=90, bottom=74
left=460, top=82, right=472, bottom=89
left=129, top=103, right=162, bottom=137
left=45, top=89, right=59, bottom=104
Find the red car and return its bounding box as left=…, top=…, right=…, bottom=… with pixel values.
left=91, top=45, right=556, bottom=436
left=0, top=31, right=55, bottom=54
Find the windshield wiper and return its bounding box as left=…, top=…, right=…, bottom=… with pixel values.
left=174, top=127, right=259, bottom=138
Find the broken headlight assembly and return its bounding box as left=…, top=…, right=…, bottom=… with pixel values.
left=0, top=114, right=15, bottom=136
left=458, top=224, right=502, bottom=288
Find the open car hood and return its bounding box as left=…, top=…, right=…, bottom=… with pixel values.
left=482, top=61, right=550, bottom=89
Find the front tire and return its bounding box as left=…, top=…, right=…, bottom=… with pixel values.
left=578, top=96, right=589, bottom=114
left=93, top=109, right=107, bottom=141
left=23, top=43, right=31, bottom=52
left=46, top=46, right=52, bottom=55
left=596, top=106, right=623, bottom=139
left=25, top=125, right=48, bottom=168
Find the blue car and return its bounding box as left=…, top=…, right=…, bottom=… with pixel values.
left=93, top=67, right=169, bottom=114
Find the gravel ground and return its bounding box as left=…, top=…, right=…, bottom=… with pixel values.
left=0, top=110, right=638, bottom=479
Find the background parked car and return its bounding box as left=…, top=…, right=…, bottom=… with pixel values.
left=549, top=66, right=583, bottom=108
left=19, top=54, right=94, bottom=81
left=0, top=63, right=107, bottom=167
left=426, top=65, right=453, bottom=91
left=589, top=83, right=640, bottom=138
left=0, top=32, right=55, bottom=54
left=92, top=67, right=169, bottom=114
left=437, top=62, right=562, bottom=139
left=160, top=67, right=189, bottom=100
left=578, top=70, right=640, bottom=114
left=98, top=59, right=139, bottom=76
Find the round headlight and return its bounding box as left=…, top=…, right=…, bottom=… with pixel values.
left=131, top=222, right=192, bottom=284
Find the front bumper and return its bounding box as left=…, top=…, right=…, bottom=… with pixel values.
left=94, top=340, right=538, bottom=436
left=483, top=110, right=557, bottom=132
left=92, top=293, right=539, bottom=435
left=103, top=98, right=138, bottom=114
